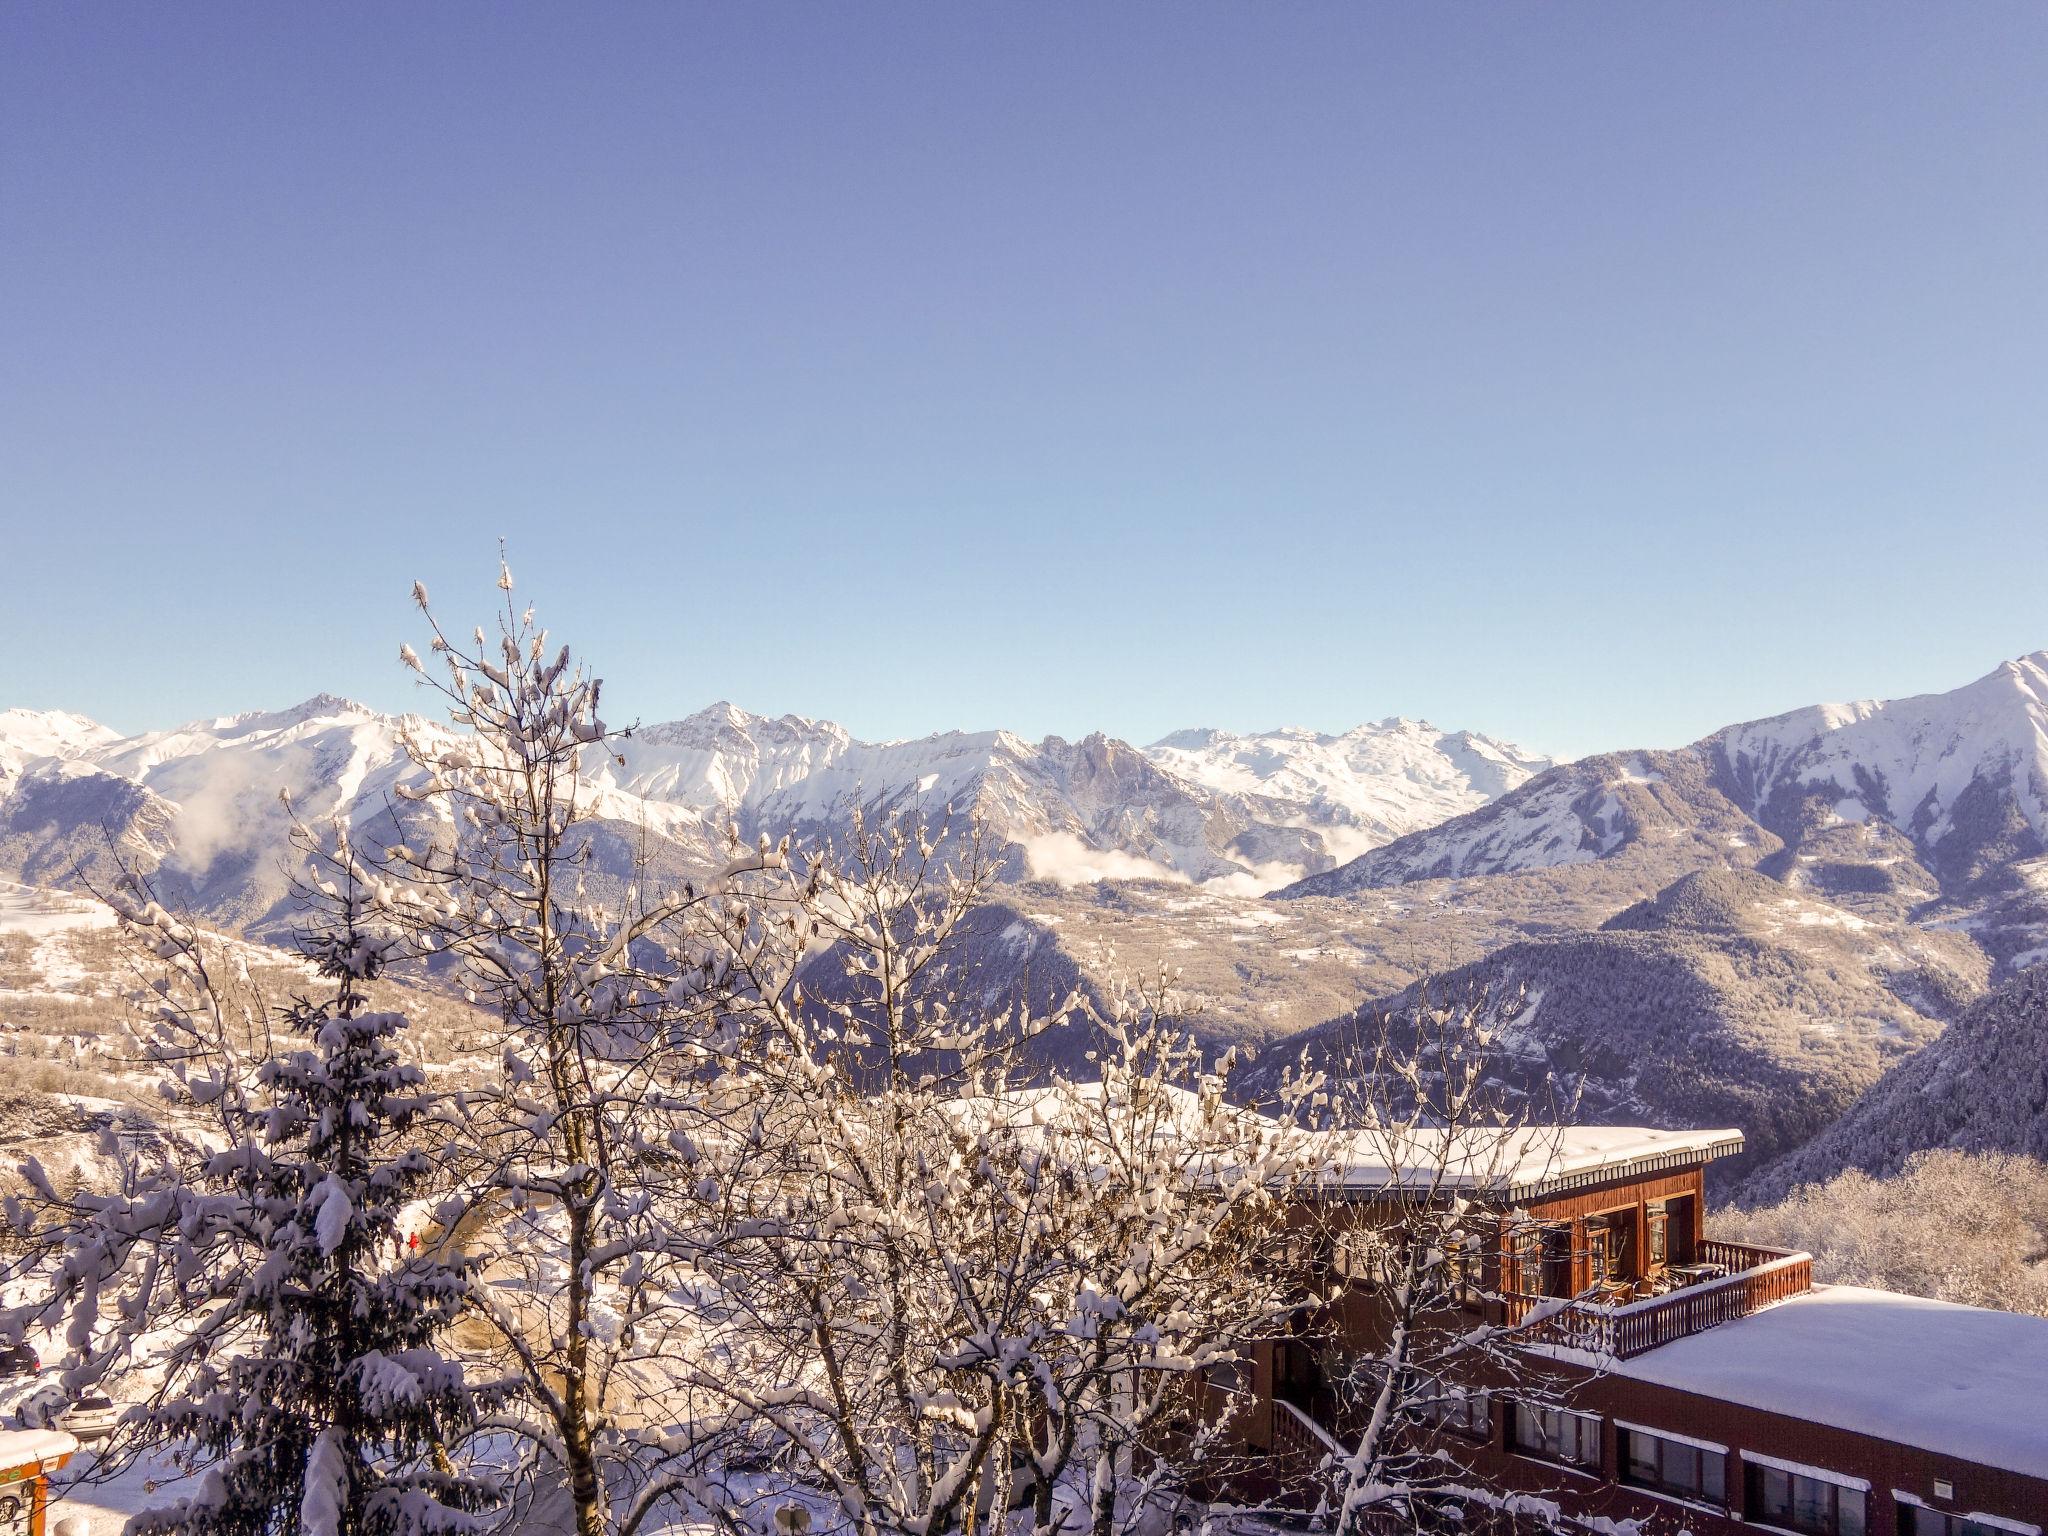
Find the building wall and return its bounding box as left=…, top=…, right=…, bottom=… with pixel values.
left=1239, top=1158, right=2048, bottom=1533
left=1451, top=1364, right=2048, bottom=1535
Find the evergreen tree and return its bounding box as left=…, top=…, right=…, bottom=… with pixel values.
left=6, top=877, right=504, bottom=1536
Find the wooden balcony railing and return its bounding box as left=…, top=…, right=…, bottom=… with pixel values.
left=1503, top=1242, right=1812, bottom=1359
left=1272, top=1397, right=1344, bottom=1466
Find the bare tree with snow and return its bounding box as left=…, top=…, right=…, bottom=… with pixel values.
left=656, top=810, right=1325, bottom=1536
left=1282, top=987, right=1586, bottom=1536
left=354, top=570, right=793, bottom=1536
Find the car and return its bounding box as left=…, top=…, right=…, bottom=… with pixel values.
left=0, top=1344, right=38, bottom=1380
left=60, top=1390, right=118, bottom=1439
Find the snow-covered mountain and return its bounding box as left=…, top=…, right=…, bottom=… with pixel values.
left=1249, top=654, right=2048, bottom=1185
left=587, top=706, right=1554, bottom=890
left=0, top=708, right=121, bottom=784
left=0, top=696, right=1546, bottom=930
left=1279, top=652, right=2048, bottom=916
left=595, top=706, right=1241, bottom=884
left=1145, top=720, right=1551, bottom=870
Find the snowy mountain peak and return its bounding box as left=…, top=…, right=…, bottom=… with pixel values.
left=0, top=707, right=122, bottom=764
left=206, top=693, right=380, bottom=736
left=1148, top=727, right=1226, bottom=753
left=0, top=708, right=127, bottom=800
left=1986, top=649, right=2048, bottom=712
left=1140, top=717, right=1555, bottom=859
left=635, top=701, right=845, bottom=751
left=1713, top=649, right=2048, bottom=856
left=0, top=691, right=1560, bottom=922
left=1280, top=648, right=2048, bottom=901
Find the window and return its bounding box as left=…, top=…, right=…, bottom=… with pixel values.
left=1617, top=1425, right=1725, bottom=1505
left=1281, top=1229, right=1336, bottom=1281
left=1745, top=1460, right=1866, bottom=1536
left=1898, top=1505, right=2021, bottom=1536
left=1662, top=1194, right=1697, bottom=1265
left=1511, top=1223, right=1574, bottom=1298
left=1587, top=1215, right=1634, bottom=1285
left=1407, top=1387, right=1490, bottom=1441
left=1647, top=1204, right=1669, bottom=1267
left=1420, top=1232, right=1485, bottom=1307
left=1508, top=1401, right=1600, bottom=1470
left=1331, top=1230, right=1380, bottom=1287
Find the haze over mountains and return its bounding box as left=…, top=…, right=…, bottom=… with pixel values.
left=3, top=651, right=2045, bottom=1196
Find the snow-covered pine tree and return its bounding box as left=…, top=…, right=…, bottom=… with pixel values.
left=3, top=868, right=503, bottom=1536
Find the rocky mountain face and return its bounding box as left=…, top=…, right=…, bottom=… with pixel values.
left=1144, top=721, right=1551, bottom=878
left=1250, top=657, right=2048, bottom=1191
left=0, top=696, right=1547, bottom=935
left=0, top=695, right=713, bottom=935
left=1269, top=647, right=2039, bottom=901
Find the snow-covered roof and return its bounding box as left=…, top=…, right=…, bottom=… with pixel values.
left=0, top=1428, right=78, bottom=1473
left=947, top=1086, right=1742, bottom=1203
left=1317, top=1124, right=1743, bottom=1203
left=1614, top=1284, right=2048, bottom=1478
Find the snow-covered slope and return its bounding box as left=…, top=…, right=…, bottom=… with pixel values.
left=0, top=695, right=716, bottom=932
left=1279, top=651, right=2048, bottom=906
left=0, top=708, right=120, bottom=762
left=597, top=703, right=854, bottom=814
left=578, top=704, right=1554, bottom=890
left=0, top=708, right=122, bottom=788
left=591, top=707, right=1248, bottom=883
left=1716, top=652, right=2048, bottom=885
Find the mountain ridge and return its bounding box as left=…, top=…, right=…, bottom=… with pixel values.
left=0, top=696, right=1550, bottom=930
left=1273, top=651, right=2048, bottom=980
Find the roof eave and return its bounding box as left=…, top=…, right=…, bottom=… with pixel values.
left=1504, top=1133, right=1747, bottom=1204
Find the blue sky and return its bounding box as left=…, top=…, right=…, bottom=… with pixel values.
left=3, top=5, right=2043, bottom=760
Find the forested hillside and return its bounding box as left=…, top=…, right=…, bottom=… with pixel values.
left=1740, top=964, right=2048, bottom=1204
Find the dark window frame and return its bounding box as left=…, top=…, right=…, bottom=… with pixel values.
left=1507, top=1400, right=1601, bottom=1471
left=1897, top=1504, right=2013, bottom=1536
left=1617, top=1425, right=1726, bottom=1506
left=1406, top=1387, right=1491, bottom=1442
left=1744, top=1460, right=1867, bottom=1536
left=1647, top=1203, right=1670, bottom=1268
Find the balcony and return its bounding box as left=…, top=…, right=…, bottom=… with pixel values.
left=1503, top=1239, right=1813, bottom=1359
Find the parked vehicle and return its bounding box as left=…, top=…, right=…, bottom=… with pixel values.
left=60, top=1391, right=117, bottom=1440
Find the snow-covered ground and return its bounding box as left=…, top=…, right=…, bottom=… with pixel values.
left=47, top=1447, right=197, bottom=1534
left=0, top=880, right=116, bottom=996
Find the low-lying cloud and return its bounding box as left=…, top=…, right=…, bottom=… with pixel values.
left=1020, top=832, right=1189, bottom=888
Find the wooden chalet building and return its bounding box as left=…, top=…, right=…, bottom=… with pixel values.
left=1233, top=1126, right=2048, bottom=1536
